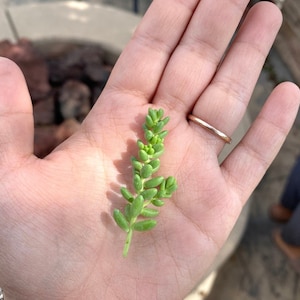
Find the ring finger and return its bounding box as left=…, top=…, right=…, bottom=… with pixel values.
left=189, top=3, right=282, bottom=151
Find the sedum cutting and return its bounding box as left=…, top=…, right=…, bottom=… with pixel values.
left=113, top=108, right=177, bottom=257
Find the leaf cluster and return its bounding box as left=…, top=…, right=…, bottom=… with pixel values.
left=113, top=108, right=177, bottom=257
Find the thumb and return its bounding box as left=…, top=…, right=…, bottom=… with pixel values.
left=0, top=57, right=34, bottom=168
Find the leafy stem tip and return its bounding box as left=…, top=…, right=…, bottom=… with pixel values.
left=113, top=108, right=177, bottom=257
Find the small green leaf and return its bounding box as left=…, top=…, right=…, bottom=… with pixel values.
left=162, top=193, right=172, bottom=198
left=153, top=121, right=165, bottom=134
left=157, top=190, right=166, bottom=198
left=130, top=195, right=144, bottom=218
left=147, top=147, right=155, bottom=155
left=120, top=187, right=134, bottom=202
left=124, top=204, right=132, bottom=221
left=141, top=188, right=158, bottom=200
left=152, top=149, right=164, bottom=159
left=159, top=179, right=166, bottom=191
left=133, top=174, right=143, bottom=192
left=144, top=176, right=164, bottom=188
left=148, top=108, right=158, bottom=122
left=150, top=135, right=158, bottom=145
left=133, top=219, right=157, bottom=231
left=165, top=176, right=178, bottom=194
left=153, top=143, right=164, bottom=153
left=140, top=164, right=153, bottom=179
left=144, top=129, right=154, bottom=142
left=162, top=116, right=170, bottom=126
left=145, top=115, right=154, bottom=129
left=166, top=176, right=176, bottom=188
left=137, top=140, right=145, bottom=150
left=158, top=130, right=168, bottom=140
left=166, top=183, right=178, bottom=194
left=157, top=189, right=175, bottom=199
left=113, top=209, right=129, bottom=232
left=151, top=199, right=165, bottom=207
left=132, top=159, right=143, bottom=172
left=144, top=145, right=155, bottom=155
left=149, top=159, right=160, bottom=173
left=140, top=207, right=159, bottom=218
left=139, top=149, right=149, bottom=162
left=157, top=108, right=164, bottom=120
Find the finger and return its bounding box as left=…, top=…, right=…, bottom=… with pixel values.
left=0, top=58, right=34, bottom=167
left=102, top=0, right=200, bottom=105
left=189, top=2, right=282, bottom=150
left=222, top=82, right=300, bottom=203
left=153, top=0, right=249, bottom=111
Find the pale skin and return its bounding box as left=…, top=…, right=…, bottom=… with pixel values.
left=0, top=0, right=299, bottom=299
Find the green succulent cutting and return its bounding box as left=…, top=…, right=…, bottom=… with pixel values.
left=113, top=108, right=177, bottom=257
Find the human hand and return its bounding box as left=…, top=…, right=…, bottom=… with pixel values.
left=0, top=1, right=299, bottom=299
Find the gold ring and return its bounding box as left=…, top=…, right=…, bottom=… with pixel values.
left=188, top=114, right=232, bottom=144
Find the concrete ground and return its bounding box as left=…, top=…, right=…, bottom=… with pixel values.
left=0, top=1, right=299, bottom=299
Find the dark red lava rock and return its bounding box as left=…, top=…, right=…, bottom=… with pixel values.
left=0, top=38, right=112, bottom=157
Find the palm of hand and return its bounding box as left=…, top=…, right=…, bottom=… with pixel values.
left=0, top=1, right=299, bottom=299
left=0, top=102, right=230, bottom=299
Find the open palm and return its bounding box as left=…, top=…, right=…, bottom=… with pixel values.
left=0, top=1, right=299, bottom=299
